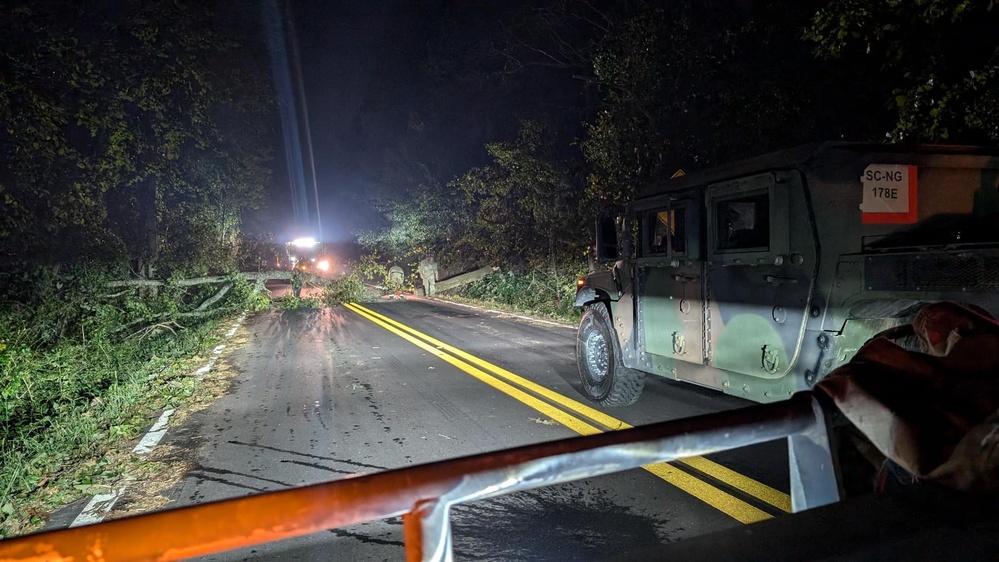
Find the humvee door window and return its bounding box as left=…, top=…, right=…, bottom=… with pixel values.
left=648, top=210, right=669, bottom=254
left=716, top=193, right=769, bottom=251
left=647, top=209, right=685, bottom=255
left=671, top=208, right=686, bottom=254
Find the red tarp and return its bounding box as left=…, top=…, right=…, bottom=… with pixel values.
left=817, top=302, right=999, bottom=492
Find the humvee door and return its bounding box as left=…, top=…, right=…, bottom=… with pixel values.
left=705, top=172, right=811, bottom=380
left=636, top=195, right=704, bottom=372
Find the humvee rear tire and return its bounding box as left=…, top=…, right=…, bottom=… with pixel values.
left=576, top=302, right=645, bottom=406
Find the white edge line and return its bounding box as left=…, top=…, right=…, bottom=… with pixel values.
left=195, top=358, right=217, bottom=377
left=131, top=409, right=175, bottom=455
left=437, top=300, right=575, bottom=329
left=69, top=311, right=247, bottom=528
left=485, top=310, right=573, bottom=328
left=69, top=488, right=126, bottom=527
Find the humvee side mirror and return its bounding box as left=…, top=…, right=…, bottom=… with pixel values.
left=595, top=216, right=620, bottom=263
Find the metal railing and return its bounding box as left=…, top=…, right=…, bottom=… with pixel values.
left=0, top=392, right=840, bottom=562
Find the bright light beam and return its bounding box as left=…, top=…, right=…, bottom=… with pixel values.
left=291, top=237, right=317, bottom=248
left=262, top=0, right=312, bottom=231
left=284, top=0, right=323, bottom=242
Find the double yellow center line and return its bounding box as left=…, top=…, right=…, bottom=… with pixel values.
left=345, top=303, right=791, bottom=524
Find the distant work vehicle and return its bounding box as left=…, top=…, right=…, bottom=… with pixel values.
left=282, top=237, right=336, bottom=277
left=574, top=142, right=999, bottom=406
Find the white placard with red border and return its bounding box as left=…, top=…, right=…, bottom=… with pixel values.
left=860, top=164, right=918, bottom=224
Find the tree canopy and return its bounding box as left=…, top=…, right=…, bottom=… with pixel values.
left=0, top=0, right=274, bottom=276
left=360, top=0, right=978, bottom=272
left=807, top=0, right=999, bottom=142
left=5, top=0, right=998, bottom=278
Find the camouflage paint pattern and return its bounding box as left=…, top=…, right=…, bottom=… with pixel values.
left=579, top=143, right=999, bottom=404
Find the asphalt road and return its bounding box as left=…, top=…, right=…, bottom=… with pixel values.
left=64, top=297, right=792, bottom=560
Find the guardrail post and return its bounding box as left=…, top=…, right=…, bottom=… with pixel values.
left=787, top=395, right=843, bottom=512
left=403, top=499, right=453, bottom=562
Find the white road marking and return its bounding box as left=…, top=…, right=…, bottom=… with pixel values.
left=436, top=299, right=575, bottom=329
left=224, top=313, right=245, bottom=338
left=484, top=310, right=572, bottom=328
left=195, top=358, right=217, bottom=378
left=69, top=488, right=126, bottom=528
left=131, top=409, right=176, bottom=456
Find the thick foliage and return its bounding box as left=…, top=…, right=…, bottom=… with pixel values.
left=360, top=121, right=590, bottom=272
left=453, top=121, right=590, bottom=270
left=0, top=1, right=273, bottom=275
left=355, top=183, right=477, bottom=272
left=359, top=0, right=940, bottom=277
left=272, top=294, right=321, bottom=310
left=351, top=253, right=393, bottom=285
left=455, top=268, right=584, bottom=321
left=321, top=274, right=370, bottom=306
left=581, top=0, right=893, bottom=209
left=807, top=0, right=999, bottom=142
left=0, top=268, right=261, bottom=535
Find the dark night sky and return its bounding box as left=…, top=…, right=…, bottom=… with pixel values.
left=266, top=0, right=576, bottom=244
left=274, top=0, right=396, bottom=243
left=271, top=1, right=473, bottom=243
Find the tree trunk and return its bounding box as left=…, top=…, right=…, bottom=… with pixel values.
left=140, top=178, right=159, bottom=296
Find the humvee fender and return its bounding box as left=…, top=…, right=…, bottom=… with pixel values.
left=576, top=142, right=999, bottom=405
left=573, top=270, right=617, bottom=307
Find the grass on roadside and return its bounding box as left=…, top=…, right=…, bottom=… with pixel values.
left=449, top=268, right=584, bottom=323
left=0, top=319, right=228, bottom=537
left=0, top=268, right=260, bottom=538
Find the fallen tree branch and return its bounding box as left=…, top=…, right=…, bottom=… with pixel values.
left=196, top=283, right=232, bottom=312
left=107, top=276, right=225, bottom=288
left=113, top=306, right=231, bottom=334
left=115, top=312, right=172, bottom=333
left=175, top=308, right=228, bottom=319
left=127, top=321, right=182, bottom=341
left=107, top=271, right=295, bottom=288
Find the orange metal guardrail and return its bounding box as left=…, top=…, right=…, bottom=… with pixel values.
left=0, top=393, right=840, bottom=562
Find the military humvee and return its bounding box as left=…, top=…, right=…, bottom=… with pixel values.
left=574, top=142, right=999, bottom=406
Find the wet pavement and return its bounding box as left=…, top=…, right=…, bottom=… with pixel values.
left=58, top=299, right=790, bottom=560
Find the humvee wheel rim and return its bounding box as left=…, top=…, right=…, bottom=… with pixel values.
left=584, top=331, right=608, bottom=382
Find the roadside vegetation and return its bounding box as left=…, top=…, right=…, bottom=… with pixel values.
left=0, top=2, right=280, bottom=535
left=0, top=268, right=268, bottom=536
left=321, top=274, right=370, bottom=306
left=450, top=269, right=583, bottom=323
